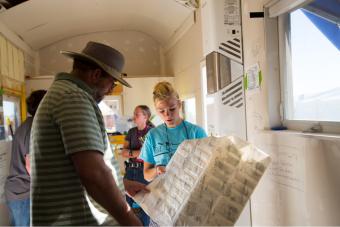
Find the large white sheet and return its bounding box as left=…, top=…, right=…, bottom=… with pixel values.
left=134, top=136, right=271, bottom=226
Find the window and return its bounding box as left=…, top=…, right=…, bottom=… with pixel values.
left=2, top=95, right=21, bottom=140
left=182, top=97, right=196, bottom=124
left=278, top=0, right=340, bottom=129
left=99, top=96, right=123, bottom=133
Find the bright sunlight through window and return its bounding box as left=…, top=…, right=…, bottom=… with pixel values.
left=287, top=9, right=340, bottom=122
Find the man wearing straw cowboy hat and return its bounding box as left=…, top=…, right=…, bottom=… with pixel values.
left=30, top=41, right=146, bottom=226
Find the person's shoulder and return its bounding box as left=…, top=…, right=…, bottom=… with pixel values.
left=184, top=120, right=203, bottom=130
left=49, top=81, right=90, bottom=106
left=128, top=127, right=137, bottom=133
left=51, top=77, right=78, bottom=93
left=21, top=117, right=34, bottom=127
left=148, top=126, right=157, bottom=134
left=127, top=127, right=137, bottom=136
left=184, top=120, right=207, bottom=137
left=14, top=117, right=33, bottom=138
left=148, top=124, right=164, bottom=135
left=52, top=75, right=89, bottom=96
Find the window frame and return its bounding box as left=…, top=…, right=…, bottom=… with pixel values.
left=278, top=9, right=340, bottom=134
left=200, top=60, right=208, bottom=132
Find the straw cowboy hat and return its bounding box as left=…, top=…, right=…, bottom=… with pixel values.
left=60, top=41, right=131, bottom=88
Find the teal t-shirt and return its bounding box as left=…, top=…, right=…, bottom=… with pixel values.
left=140, top=120, right=207, bottom=166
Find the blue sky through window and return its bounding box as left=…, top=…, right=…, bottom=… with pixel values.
left=290, top=9, right=340, bottom=99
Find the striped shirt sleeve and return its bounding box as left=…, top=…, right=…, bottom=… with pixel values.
left=53, top=92, right=105, bottom=155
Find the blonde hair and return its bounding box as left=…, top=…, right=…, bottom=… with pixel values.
left=153, top=81, right=179, bottom=102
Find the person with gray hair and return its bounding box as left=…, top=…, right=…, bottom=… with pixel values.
left=5, top=89, right=47, bottom=227
left=30, top=41, right=146, bottom=226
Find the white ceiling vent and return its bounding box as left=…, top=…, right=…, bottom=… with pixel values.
left=174, top=0, right=199, bottom=9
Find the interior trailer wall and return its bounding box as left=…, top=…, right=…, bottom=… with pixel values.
left=252, top=132, right=340, bottom=225
left=242, top=0, right=340, bottom=225
left=25, top=76, right=54, bottom=96
left=32, top=30, right=173, bottom=115
left=38, top=31, right=163, bottom=77
left=122, top=77, right=174, bottom=122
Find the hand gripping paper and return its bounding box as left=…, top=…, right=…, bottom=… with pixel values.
left=134, top=136, right=271, bottom=226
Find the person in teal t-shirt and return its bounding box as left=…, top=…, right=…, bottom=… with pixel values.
left=140, top=81, right=207, bottom=182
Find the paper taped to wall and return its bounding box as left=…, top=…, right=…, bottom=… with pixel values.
left=134, top=136, right=271, bottom=226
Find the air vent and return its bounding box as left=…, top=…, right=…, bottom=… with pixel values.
left=218, top=38, right=242, bottom=61
left=221, top=79, right=244, bottom=108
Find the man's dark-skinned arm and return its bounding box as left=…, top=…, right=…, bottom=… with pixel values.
left=71, top=150, right=142, bottom=226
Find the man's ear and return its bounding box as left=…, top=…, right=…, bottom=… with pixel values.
left=90, top=69, right=102, bottom=83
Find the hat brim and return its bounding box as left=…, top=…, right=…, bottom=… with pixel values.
left=60, top=50, right=132, bottom=88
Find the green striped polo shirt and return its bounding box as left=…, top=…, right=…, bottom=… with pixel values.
left=30, top=72, right=118, bottom=226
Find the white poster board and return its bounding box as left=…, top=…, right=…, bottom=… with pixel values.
left=134, top=136, right=271, bottom=225
left=251, top=132, right=340, bottom=225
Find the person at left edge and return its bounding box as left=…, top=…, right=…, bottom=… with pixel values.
left=30, top=41, right=146, bottom=226
left=5, top=90, right=47, bottom=227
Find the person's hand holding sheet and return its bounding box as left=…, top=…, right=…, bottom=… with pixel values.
left=124, top=179, right=150, bottom=197
left=156, top=166, right=166, bottom=175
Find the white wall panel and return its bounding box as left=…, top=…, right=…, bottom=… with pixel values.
left=123, top=77, right=174, bottom=121
left=252, top=131, right=340, bottom=225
